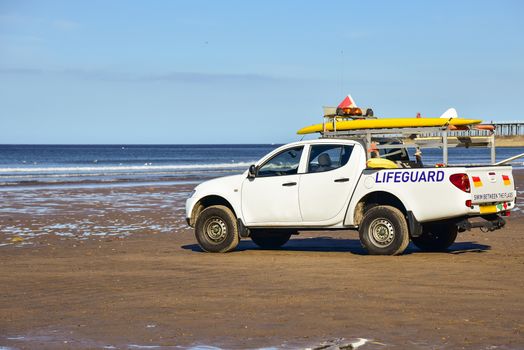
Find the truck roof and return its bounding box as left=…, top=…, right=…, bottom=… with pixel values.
left=287, top=138, right=362, bottom=147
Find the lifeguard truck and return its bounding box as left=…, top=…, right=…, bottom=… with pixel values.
left=185, top=97, right=517, bottom=255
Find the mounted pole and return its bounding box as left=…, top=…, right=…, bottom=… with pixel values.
left=490, top=131, right=496, bottom=164
left=442, top=130, right=448, bottom=165
left=366, top=132, right=372, bottom=160
left=494, top=152, right=524, bottom=166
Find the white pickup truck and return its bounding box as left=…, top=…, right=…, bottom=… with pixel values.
left=185, top=138, right=516, bottom=255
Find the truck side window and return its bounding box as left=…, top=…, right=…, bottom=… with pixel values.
left=257, top=146, right=304, bottom=177
left=308, top=145, right=353, bottom=173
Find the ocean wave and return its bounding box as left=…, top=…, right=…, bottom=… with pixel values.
left=0, top=162, right=253, bottom=174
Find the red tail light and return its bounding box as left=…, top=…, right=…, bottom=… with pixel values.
left=450, top=173, right=471, bottom=193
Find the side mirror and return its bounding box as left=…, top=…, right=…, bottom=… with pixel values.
left=248, top=164, right=257, bottom=178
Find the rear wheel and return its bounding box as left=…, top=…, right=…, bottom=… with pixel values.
left=359, top=205, right=409, bottom=255
left=250, top=230, right=293, bottom=249
left=412, top=223, right=458, bottom=252
left=195, top=205, right=239, bottom=253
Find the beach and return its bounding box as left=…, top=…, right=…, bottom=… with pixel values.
left=3, top=0, right=523, bottom=348
left=0, top=173, right=523, bottom=349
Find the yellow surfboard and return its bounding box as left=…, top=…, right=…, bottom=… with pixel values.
left=297, top=118, right=482, bottom=135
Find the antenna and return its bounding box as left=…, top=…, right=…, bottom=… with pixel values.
left=340, top=49, right=344, bottom=97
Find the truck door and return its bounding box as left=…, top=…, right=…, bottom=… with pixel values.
left=299, top=144, right=359, bottom=222
left=241, top=146, right=304, bottom=225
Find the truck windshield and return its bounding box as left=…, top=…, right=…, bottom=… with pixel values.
left=257, top=146, right=304, bottom=177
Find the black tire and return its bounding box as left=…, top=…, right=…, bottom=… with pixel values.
left=359, top=205, right=409, bottom=255
left=412, top=223, right=458, bottom=252
left=195, top=205, right=239, bottom=253
left=250, top=230, right=293, bottom=249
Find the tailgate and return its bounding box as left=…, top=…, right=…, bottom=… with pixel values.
left=468, top=166, right=516, bottom=208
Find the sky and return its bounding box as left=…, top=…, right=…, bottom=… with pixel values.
left=0, top=0, right=523, bottom=144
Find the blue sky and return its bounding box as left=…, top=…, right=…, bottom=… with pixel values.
left=1, top=0, right=523, bottom=144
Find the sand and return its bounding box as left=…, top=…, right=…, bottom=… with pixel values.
left=0, top=174, right=523, bottom=349
left=495, top=136, right=524, bottom=147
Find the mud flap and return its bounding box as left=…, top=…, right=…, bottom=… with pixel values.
left=237, top=219, right=251, bottom=238
left=407, top=211, right=423, bottom=237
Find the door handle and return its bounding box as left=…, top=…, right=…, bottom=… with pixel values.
left=334, top=178, right=350, bottom=183
left=282, top=182, right=297, bottom=187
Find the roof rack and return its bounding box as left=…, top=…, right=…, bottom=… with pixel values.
left=320, top=123, right=496, bottom=165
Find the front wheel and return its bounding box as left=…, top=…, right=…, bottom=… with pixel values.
left=359, top=205, right=410, bottom=255
left=195, top=205, right=239, bottom=253
left=250, top=230, right=293, bottom=249
left=411, top=223, right=458, bottom=252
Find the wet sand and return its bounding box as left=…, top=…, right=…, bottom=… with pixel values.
left=0, top=175, right=523, bottom=349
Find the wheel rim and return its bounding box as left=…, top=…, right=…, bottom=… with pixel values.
left=204, top=216, right=227, bottom=243
left=369, top=218, right=395, bottom=247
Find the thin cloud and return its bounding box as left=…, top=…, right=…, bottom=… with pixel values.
left=0, top=13, right=78, bottom=31
left=0, top=33, right=44, bottom=42
left=0, top=67, right=288, bottom=84
left=0, top=67, right=44, bottom=75
left=344, top=31, right=370, bottom=40
left=137, top=71, right=281, bottom=83
left=0, top=13, right=30, bottom=25
left=52, top=19, right=79, bottom=30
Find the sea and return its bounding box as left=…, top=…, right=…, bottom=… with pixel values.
left=0, top=144, right=523, bottom=187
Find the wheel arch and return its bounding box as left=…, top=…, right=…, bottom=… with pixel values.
left=351, top=191, right=408, bottom=226
left=190, top=195, right=237, bottom=227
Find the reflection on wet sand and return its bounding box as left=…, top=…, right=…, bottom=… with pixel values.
left=0, top=183, right=192, bottom=247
